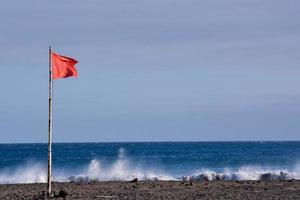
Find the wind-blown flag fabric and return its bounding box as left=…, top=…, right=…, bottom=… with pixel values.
left=51, top=52, right=78, bottom=80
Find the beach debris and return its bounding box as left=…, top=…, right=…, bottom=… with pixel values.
left=58, top=189, right=68, bottom=199
left=129, top=178, right=138, bottom=183
left=214, top=174, right=222, bottom=181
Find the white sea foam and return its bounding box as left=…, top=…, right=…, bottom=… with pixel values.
left=0, top=148, right=173, bottom=183
left=0, top=149, right=300, bottom=183
left=73, top=158, right=173, bottom=181
left=0, top=163, right=47, bottom=183
left=74, top=148, right=174, bottom=181
left=188, top=166, right=300, bottom=181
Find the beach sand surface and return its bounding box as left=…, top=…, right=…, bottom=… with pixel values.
left=0, top=180, right=300, bottom=200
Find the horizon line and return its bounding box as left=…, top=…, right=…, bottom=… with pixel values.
left=0, top=139, right=300, bottom=145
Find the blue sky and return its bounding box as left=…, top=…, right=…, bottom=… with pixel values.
left=0, top=0, right=300, bottom=142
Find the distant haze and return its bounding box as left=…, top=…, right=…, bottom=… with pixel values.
left=0, top=0, right=300, bottom=142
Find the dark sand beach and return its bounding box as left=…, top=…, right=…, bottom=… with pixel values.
left=1, top=180, right=300, bottom=200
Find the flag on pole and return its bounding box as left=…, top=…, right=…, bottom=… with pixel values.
left=51, top=52, right=78, bottom=80
left=47, top=48, right=79, bottom=197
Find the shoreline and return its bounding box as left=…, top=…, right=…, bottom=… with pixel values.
left=1, top=180, right=299, bottom=199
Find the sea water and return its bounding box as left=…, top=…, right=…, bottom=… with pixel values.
left=0, top=142, right=300, bottom=183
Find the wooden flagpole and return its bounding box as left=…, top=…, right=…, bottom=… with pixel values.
left=47, top=46, right=53, bottom=197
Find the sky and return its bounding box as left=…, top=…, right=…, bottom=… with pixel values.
left=0, top=0, right=300, bottom=143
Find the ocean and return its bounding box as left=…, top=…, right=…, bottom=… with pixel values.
left=0, top=142, right=300, bottom=183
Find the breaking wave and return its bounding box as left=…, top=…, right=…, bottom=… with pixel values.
left=0, top=163, right=47, bottom=184
left=0, top=148, right=174, bottom=184
left=68, top=148, right=174, bottom=182
left=183, top=167, right=300, bottom=181
left=0, top=148, right=300, bottom=184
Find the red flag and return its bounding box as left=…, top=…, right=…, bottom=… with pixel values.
left=51, top=52, right=78, bottom=80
